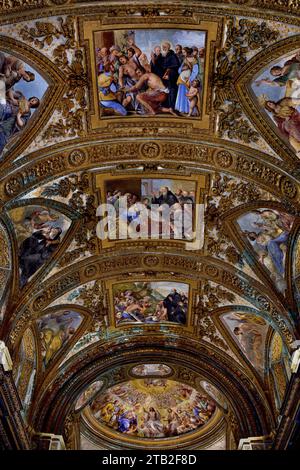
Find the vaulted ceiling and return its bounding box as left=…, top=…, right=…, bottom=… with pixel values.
left=0, top=0, right=300, bottom=450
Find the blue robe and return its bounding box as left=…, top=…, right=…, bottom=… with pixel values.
left=175, top=62, right=199, bottom=114
left=0, top=98, right=30, bottom=154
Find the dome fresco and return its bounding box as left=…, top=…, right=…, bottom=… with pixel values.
left=90, top=379, right=216, bottom=438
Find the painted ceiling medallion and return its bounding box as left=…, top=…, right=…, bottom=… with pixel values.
left=131, top=364, right=172, bottom=377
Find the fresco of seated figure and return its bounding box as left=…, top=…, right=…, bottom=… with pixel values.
left=0, top=51, right=47, bottom=157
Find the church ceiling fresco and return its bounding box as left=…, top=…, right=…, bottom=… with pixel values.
left=89, top=379, right=217, bottom=439
left=0, top=0, right=300, bottom=451
left=8, top=204, right=71, bottom=287
left=220, top=312, right=269, bottom=376
left=36, top=308, right=83, bottom=369
left=252, top=50, right=300, bottom=157
left=112, top=281, right=189, bottom=326
left=94, top=28, right=206, bottom=118
left=236, top=208, right=295, bottom=293
left=0, top=51, right=47, bottom=159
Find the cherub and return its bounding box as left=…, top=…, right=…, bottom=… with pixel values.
left=186, top=79, right=200, bottom=116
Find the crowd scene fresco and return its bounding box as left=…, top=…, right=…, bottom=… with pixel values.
left=113, top=281, right=189, bottom=326
left=9, top=206, right=70, bottom=288
left=131, top=364, right=172, bottom=377
left=37, top=310, right=83, bottom=368
left=105, top=178, right=196, bottom=240
left=75, top=380, right=104, bottom=411
left=95, top=29, right=205, bottom=117
left=253, top=49, right=300, bottom=155
left=221, top=313, right=269, bottom=374
left=237, top=209, right=294, bottom=292
left=90, top=379, right=216, bottom=438
left=0, top=51, right=47, bottom=157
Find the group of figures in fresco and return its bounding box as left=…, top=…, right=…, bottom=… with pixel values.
left=237, top=208, right=294, bottom=292
left=96, top=29, right=205, bottom=117
left=91, top=379, right=216, bottom=438
left=254, top=49, right=300, bottom=154
left=113, top=281, right=189, bottom=325
left=0, top=51, right=42, bottom=156
left=37, top=310, right=82, bottom=368
left=105, top=178, right=196, bottom=240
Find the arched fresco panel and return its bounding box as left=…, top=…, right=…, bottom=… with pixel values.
left=236, top=208, right=295, bottom=293
left=252, top=49, right=300, bottom=156
left=0, top=51, right=47, bottom=158
left=220, top=312, right=269, bottom=376
left=36, top=309, right=83, bottom=369
left=8, top=205, right=71, bottom=288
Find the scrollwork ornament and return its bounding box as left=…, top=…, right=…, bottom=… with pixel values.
left=214, top=18, right=279, bottom=143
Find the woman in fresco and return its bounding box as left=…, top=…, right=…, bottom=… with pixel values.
left=263, top=97, right=300, bottom=154
left=0, top=52, right=41, bottom=155
left=233, top=323, right=263, bottom=367
left=175, top=47, right=200, bottom=115
left=0, top=91, right=40, bottom=154
left=225, top=313, right=267, bottom=372
left=243, top=209, right=294, bottom=279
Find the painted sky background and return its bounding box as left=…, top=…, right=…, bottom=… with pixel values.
left=141, top=178, right=196, bottom=195
left=14, top=62, right=48, bottom=99
left=148, top=281, right=189, bottom=297
left=134, top=29, right=206, bottom=61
